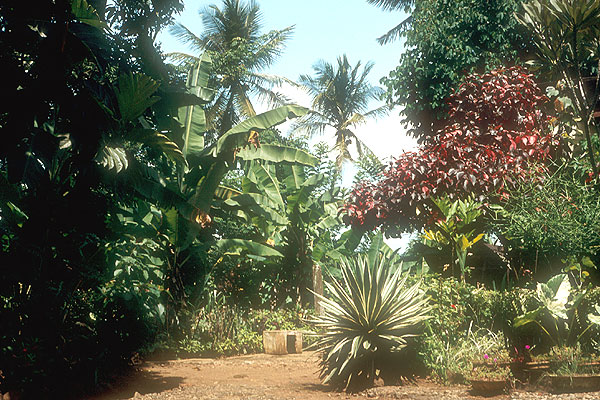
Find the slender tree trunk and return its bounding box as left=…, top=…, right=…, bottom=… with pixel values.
left=312, top=263, right=324, bottom=315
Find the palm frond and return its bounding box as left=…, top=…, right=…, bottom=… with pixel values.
left=366, top=0, right=413, bottom=12
left=169, top=23, right=206, bottom=53
left=166, top=51, right=200, bottom=66
left=376, top=15, right=413, bottom=45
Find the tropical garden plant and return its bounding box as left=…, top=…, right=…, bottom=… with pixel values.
left=221, top=161, right=342, bottom=307
left=422, top=196, right=485, bottom=281
left=516, top=0, right=600, bottom=175
left=344, top=67, right=554, bottom=232
left=370, top=0, right=526, bottom=139
left=513, top=273, right=600, bottom=348
left=310, top=247, right=431, bottom=390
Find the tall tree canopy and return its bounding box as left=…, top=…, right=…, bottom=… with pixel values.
left=169, top=0, right=294, bottom=133
left=292, top=54, right=388, bottom=166
left=369, top=0, right=526, bottom=141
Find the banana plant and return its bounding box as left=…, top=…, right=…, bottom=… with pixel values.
left=129, top=54, right=314, bottom=313
left=221, top=162, right=343, bottom=306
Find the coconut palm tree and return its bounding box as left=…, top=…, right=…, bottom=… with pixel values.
left=292, top=55, right=389, bottom=167
left=366, top=0, right=414, bottom=44
left=168, top=0, right=294, bottom=133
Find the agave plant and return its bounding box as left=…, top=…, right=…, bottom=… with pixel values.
left=311, top=253, right=431, bottom=391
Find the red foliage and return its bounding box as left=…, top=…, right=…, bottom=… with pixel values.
left=344, top=67, right=556, bottom=230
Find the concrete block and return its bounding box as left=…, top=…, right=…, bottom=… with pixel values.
left=263, top=330, right=302, bottom=355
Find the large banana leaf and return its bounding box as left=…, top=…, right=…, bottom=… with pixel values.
left=214, top=105, right=308, bottom=156
left=214, top=185, right=242, bottom=200
left=129, top=128, right=185, bottom=166
left=71, top=0, right=107, bottom=29
left=245, top=164, right=285, bottom=210
left=282, top=164, right=306, bottom=190
left=236, top=144, right=318, bottom=166
left=190, top=161, right=229, bottom=213
left=178, top=53, right=214, bottom=165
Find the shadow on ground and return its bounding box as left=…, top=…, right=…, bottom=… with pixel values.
left=89, top=370, right=183, bottom=400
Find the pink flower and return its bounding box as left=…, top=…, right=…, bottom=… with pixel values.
left=483, top=354, right=489, bottom=360
left=525, top=345, right=531, bottom=350
left=494, top=358, right=498, bottom=362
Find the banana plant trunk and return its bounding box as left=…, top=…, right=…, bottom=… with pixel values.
left=312, top=263, right=324, bottom=315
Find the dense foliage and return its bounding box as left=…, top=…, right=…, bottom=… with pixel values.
left=376, top=0, right=526, bottom=139
left=169, top=0, right=294, bottom=133
left=494, top=166, right=600, bottom=277
left=344, top=67, right=554, bottom=231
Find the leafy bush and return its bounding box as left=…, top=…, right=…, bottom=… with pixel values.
left=419, top=327, right=509, bottom=383
left=495, top=167, right=600, bottom=276
left=311, top=253, right=431, bottom=391
left=166, top=295, right=315, bottom=357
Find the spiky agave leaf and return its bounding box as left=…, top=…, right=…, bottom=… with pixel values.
left=310, top=253, right=430, bottom=391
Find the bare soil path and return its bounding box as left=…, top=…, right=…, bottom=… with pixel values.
left=88, top=351, right=599, bottom=400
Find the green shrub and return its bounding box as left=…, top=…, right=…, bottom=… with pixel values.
left=166, top=298, right=315, bottom=357
left=419, top=328, right=508, bottom=383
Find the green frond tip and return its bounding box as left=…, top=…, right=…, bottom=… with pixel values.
left=311, top=252, right=431, bottom=391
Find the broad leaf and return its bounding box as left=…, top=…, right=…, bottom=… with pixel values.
left=178, top=53, right=214, bottom=166
left=513, top=306, right=544, bottom=328
left=537, top=273, right=570, bottom=320
left=236, top=144, right=318, bottom=166
left=214, top=105, right=308, bottom=156
left=129, top=129, right=185, bottom=166
left=97, top=146, right=128, bottom=172
left=216, top=239, right=283, bottom=257
left=115, top=73, right=161, bottom=123
left=71, top=0, right=107, bottom=29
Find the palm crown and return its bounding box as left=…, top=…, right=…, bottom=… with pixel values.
left=169, top=0, right=294, bottom=133
left=293, top=54, right=389, bottom=167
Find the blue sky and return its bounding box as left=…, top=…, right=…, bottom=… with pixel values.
left=158, top=0, right=407, bottom=87
left=157, top=0, right=417, bottom=164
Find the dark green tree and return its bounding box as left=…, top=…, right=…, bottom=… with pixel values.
left=370, top=0, right=526, bottom=140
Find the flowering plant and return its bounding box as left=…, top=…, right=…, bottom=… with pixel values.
left=469, top=364, right=512, bottom=381
left=470, top=351, right=513, bottom=381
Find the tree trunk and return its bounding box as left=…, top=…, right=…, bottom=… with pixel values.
left=312, top=263, right=324, bottom=315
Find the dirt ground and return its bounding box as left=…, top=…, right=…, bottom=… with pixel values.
left=88, top=351, right=599, bottom=400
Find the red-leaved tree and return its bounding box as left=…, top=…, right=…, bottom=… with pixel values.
left=344, top=67, right=556, bottom=231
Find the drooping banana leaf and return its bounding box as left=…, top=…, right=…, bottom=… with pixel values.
left=282, top=164, right=306, bottom=190
left=236, top=144, right=317, bottom=166
left=213, top=105, right=308, bottom=156
left=71, top=0, right=108, bottom=29
left=129, top=128, right=185, bottom=166
left=245, top=164, right=285, bottom=210
left=216, top=239, right=283, bottom=258
left=189, top=161, right=229, bottom=213
left=214, top=185, right=242, bottom=200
